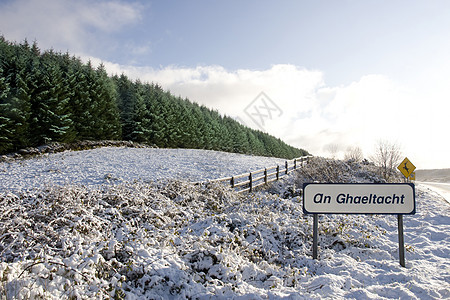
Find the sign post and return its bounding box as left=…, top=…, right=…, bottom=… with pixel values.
left=395, top=157, right=416, bottom=266
left=313, top=214, right=318, bottom=259
left=303, top=183, right=415, bottom=267
left=398, top=214, right=405, bottom=267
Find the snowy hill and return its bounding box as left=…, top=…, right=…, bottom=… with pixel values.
left=0, top=148, right=449, bottom=299
left=0, top=147, right=287, bottom=192
left=416, top=168, right=450, bottom=183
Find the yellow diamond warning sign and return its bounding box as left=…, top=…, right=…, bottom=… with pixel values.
left=398, top=157, right=416, bottom=178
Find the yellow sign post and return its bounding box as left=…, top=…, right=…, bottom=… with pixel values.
left=396, top=157, right=416, bottom=267
left=397, top=157, right=416, bottom=178
left=409, top=172, right=416, bottom=181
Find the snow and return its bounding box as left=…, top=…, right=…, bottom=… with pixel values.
left=0, top=148, right=449, bottom=299
left=417, top=182, right=450, bottom=204
left=0, top=147, right=287, bottom=192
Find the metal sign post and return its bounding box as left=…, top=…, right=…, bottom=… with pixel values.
left=304, top=183, right=415, bottom=267
left=395, top=157, right=415, bottom=266
left=313, top=214, right=318, bottom=259
left=398, top=214, right=405, bottom=267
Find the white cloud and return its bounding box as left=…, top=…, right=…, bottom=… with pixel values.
left=79, top=1, right=142, bottom=32
left=318, top=75, right=411, bottom=146
left=0, top=0, right=142, bottom=54
left=103, top=61, right=449, bottom=168
left=97, top=63, right=354, bottom=149
left=109, top=64, right=324, bottom=129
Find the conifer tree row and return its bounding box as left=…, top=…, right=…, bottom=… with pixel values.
left=0, top=38, right=309, bottom=159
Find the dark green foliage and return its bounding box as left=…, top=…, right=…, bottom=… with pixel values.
left=0, top=37, right=309, bottom=159
left=90, top=64, right=121, bottom=140
left=28, top=50, right=74, bottom=144
left=0, top=38, right=32, bottom=151
left=0, top=38, right=121, bottom=151
left=0, top=65, right=12, bottom=152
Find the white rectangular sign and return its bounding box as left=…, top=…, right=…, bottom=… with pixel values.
left=303, top=183, right=415, bottom=214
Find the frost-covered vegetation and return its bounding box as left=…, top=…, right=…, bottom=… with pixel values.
left=0, top=152, right=448, bottom=299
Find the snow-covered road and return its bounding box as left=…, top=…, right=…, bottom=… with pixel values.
left=417, top=181, right=450, bottom=204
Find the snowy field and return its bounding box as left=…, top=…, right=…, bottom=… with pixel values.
left=0, top=148, right=449, bottom=299
left=0, top=147, right=287, bottom=192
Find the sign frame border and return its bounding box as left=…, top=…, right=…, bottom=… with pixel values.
left=302, top=182, right=416, bottom=215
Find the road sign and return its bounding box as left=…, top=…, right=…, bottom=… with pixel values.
left=303, top=183, right=416, bottom=215
left=409, top=172, right=416, bottom=181
left=303, top=182, right=416, bottom=267
left=397, top=157, right=416, bottom=178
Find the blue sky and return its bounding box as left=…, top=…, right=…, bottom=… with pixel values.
left=1, top=0, right=450, bottom=169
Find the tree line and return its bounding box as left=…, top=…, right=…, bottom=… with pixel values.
left=0, top=37, right=309, bottom=159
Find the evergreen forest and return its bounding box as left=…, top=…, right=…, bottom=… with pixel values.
left=0, top=37, right=309, bottom=159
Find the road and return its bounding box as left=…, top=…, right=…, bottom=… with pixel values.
left=417, top=181, right=450, bottom=204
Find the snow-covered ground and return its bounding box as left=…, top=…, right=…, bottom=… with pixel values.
left=417, top=182, right=450, bottom=204
left=0, top=148, right=449, bottom=299
left=0, top=147, right=287, bottom=192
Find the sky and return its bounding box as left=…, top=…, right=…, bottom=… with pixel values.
left=1, top=0, right=450, bottom=169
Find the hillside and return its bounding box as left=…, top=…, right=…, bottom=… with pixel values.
left=0, top=147, right=288, bottom=192
left=0, top=149, right=448, bottom=299
left=0, top=37, right=308, bottom=159
left=416, top=168, right=450, bottom=183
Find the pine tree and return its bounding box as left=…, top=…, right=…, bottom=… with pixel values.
left=225, top=118, right=249, bottom=154
left=70, top=61, right=115, bottom=140
left=130, top=80, right=151, bottom=143
left=187, top=103, right=206, bottom=148
left=2, top=42, right=33, bottom=149
left=28, top=51, right=74, bottom=144
left=247, top=130, right=265, bottom=156
left=92, top=64, right=121, bottom=140
left=68, top=57, right=91, bottom=139
left=177, top=98, right=192, bottom=147
left=114, top=73, right=135, bottom=140
left=0, top=64, right=12, bottom=152
left=146, top=84, right=171, bottom=147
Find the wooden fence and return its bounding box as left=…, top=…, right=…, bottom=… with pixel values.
left=210, top=156, right=312, bottom=193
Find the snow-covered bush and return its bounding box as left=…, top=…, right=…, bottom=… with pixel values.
left=0, top=181, right=312, bottom=298
left=294, top=157, right=387, bottom=184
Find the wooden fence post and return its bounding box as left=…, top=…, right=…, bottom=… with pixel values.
left=218, top=156, right=310, bottom=193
